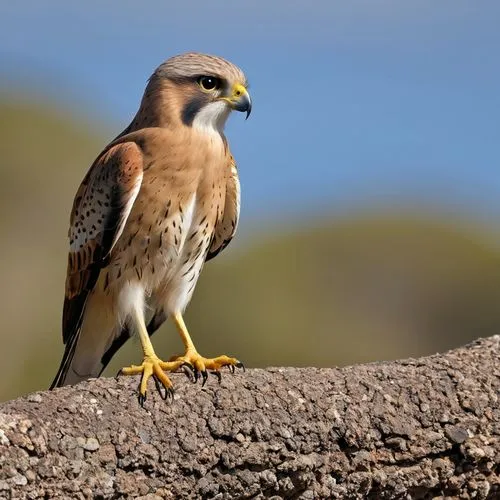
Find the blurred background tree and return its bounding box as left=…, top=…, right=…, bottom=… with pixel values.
left=1, top=1, right=499, bottom=401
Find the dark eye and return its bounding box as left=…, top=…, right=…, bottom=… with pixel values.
left=198, top=76, right=221, bottom=91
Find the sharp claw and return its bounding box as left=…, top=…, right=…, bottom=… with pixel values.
left=228, top=364, right=235, bottom=374
left=153, top=374, right=162, bottom=397
left=193, top=369, right=199, bottom=384
left=201, top=370, right=208, bottom=387
left=152, top=375, right=167, bottom=400
left=138, top=392, right=147, bottom=407
left=164, top=386, right=173, bottom=401
left=236, top=361, right=245, bottom=372
left=138, top=378, right=148, bottom=407
left=115, top=369, right=123, bottom=380
left=211, top=370, right=222, bottom=384
left=181, top=362, right=196, bottom=383
left=181, top=361, right=194, bottom=372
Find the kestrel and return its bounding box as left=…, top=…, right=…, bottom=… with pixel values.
left=51, top=53, right=251, bottom=405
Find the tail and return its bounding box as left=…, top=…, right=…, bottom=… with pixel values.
left=50, top=295, right=119, bottom=389
left=50, top=306, right=167, bottom=389
left=50, top=325, right=122, bottom=389
left=50, top=328, right=84, bottom=388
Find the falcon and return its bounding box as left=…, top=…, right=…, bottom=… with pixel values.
left=51, top=52, right=251, bottom=405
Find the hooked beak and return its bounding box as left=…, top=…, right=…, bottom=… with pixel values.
left=224, top=83, right=252, bottom=119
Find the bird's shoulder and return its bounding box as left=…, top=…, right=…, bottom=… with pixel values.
left=108, top=127, right=173, bottom=157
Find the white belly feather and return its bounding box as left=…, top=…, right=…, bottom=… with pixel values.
left=117, top=193, right=211, bottom=323
left=161, top=194, right=204, bottom=314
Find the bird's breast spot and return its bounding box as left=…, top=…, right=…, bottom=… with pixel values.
left=176, top=195, right=197, bottom=253
left=138, top=237, right=150, bottom=249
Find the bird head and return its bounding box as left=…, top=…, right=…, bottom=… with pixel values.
left=150, top=52, right=251, bottom=135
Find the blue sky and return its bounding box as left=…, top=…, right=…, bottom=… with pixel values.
left=1, top=1, right=499, bottom=225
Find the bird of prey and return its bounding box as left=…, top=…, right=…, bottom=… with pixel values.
left=51, top=52, right=251, bottom=405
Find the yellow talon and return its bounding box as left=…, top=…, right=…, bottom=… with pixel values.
left=169, top=312, right=244, bottom=386
left=169, top=350, right=243, bottom=386
left=120, top=355, right=179, bottom=405
left=119, top=309, right=244, bottom=405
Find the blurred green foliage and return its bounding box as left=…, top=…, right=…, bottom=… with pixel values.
left=1, top=96, right=499, bottom=402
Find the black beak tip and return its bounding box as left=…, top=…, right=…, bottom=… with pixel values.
left=234, top=94, right=252, bottom=119
left=245, top=98, right=252, bottom=120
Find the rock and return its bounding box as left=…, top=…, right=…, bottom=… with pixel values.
left=0, top=336, right=498, bottom=498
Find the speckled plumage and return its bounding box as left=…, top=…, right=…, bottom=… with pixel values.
left=51, top=53, right=249, bottom=392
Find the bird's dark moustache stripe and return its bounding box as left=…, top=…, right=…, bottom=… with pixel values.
left=181, top=95, right=209, bottom=126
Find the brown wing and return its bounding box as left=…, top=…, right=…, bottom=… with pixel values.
left=206, top=157, right=240, bottom=261
left=62, top=141, right=144, bottom=344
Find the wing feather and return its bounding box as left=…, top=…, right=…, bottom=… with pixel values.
left=206, top=157, right=240, bottom=261
left=62, top=142, right=143, bottom=344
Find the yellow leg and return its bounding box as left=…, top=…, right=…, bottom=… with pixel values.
left=120, top=307, right=180, bottom=406
left=169, top=312, right=244, bottom=385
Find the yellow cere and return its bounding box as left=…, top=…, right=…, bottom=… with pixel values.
left=232, top=83, right=247, bottom=100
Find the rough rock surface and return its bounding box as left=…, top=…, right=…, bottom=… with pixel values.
left=0, top=337, right=499, bottom=499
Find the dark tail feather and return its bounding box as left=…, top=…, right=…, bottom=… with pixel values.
left=50, top=327, right=81, bottom=389
left=51, top=307, right=167, bottom=387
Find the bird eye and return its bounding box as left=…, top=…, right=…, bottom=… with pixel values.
left=198, top=76, right=221, bottom=92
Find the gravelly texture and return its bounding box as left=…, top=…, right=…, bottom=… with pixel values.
left=0, top=336, right=499, bottom=499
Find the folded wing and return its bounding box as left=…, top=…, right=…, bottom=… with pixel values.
left=51, top=141, right=143, bottom=388
left=206, top=157, right=240, bottom=261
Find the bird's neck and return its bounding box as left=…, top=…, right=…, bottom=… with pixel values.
left=117, top=79, right=183, bottom=137
left=114, top=79, right=228, bottom=148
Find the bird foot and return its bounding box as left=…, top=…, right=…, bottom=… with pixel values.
left=120, top=355, right=178, bottom=406
left=169, top=350, right=244, bottom=386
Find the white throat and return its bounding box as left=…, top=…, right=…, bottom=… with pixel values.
left=192, top=101, right=231, bottom=136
